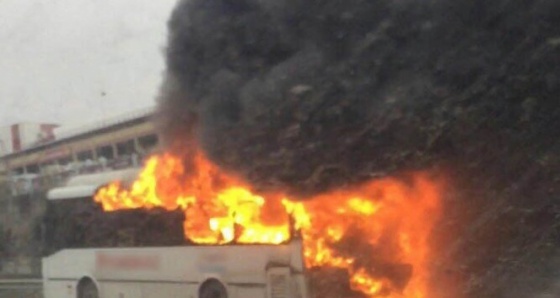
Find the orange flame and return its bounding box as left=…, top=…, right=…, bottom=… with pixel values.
left=94, top=152, right=442, bottom=297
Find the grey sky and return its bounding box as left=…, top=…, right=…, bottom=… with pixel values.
left=0, top=0, right=177, bottom=127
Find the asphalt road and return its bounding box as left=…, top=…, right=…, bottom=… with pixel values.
left=0, top=279, right=42, bottom=298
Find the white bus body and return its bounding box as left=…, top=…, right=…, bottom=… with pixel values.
left=43, top=170, right=309, bottom=298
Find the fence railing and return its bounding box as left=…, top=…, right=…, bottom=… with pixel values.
left=4, top=154, right=142, bottom=197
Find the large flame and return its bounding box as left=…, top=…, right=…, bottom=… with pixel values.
left=95, top=152, right=442, bottom=297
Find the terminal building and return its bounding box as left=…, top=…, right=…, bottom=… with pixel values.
left=0, top=107, right=159, bottom=196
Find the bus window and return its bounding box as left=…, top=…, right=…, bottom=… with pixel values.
left=43, top=196, right=186, bottom=255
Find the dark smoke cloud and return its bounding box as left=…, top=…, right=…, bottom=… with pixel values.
left=157, top=0, right=560, bottom=198
left=156, top=0, right=560, bottom=296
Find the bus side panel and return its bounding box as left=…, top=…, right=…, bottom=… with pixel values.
left=43, top=250, right=96, bottom=298
left=99, top=281, right=141, bottom=298
left=231, top=285, right=267, bottom=298
left=141, top=283, right=197, bottom=298
left=43, top=242, right=308, bottom=298
left=43, top=279, right=75, bottom=298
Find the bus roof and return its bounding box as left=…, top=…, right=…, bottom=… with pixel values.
left=47, top=168, right=140, bottom=200
left=47, top=185, right=101, bottom=200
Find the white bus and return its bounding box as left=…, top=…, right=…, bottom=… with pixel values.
left=42, top=170, right=309, bottom=298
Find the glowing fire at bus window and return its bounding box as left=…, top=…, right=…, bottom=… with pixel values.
left=94, top=153, right=442, bottom=297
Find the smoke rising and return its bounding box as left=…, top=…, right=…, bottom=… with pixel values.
left=158, top=0, right=443, bottom=196
left=158, top=0, right=560, bottom=197
left=156, top=0, right=560, bottom=296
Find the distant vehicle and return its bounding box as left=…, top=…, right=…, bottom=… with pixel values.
left=42, top=169, right=308, bottom=298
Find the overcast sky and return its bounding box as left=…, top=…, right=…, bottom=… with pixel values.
left=0, top=0, right=177, bottom=127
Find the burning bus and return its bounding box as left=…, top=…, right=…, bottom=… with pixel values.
left=42, top=1, right=450, bottom=296
left=42, top=166, right=308, bottom=298
left=24, top=0, right=560, bottom=296
left=42, top=150, right=443, bottom=298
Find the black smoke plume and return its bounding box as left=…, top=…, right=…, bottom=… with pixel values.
left=158, top=0, right=560, bottom=197
left=156, top=0, right=560, bottom=296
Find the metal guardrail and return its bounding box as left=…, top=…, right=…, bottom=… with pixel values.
left=3, top=154, right=142, bottom=197
left=0, top=278, right=42, bottom=292
left=0, top=279, right=42, bottom=285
